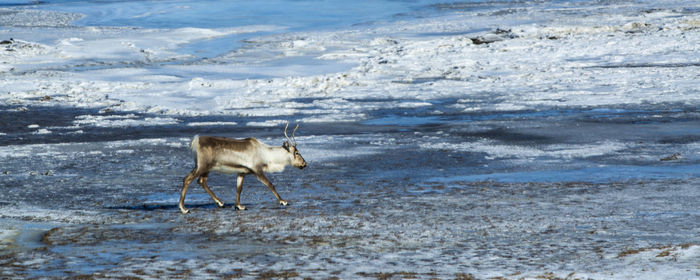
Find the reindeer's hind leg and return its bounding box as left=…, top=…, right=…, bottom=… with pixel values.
left=197, top=173, right=224, bottom=208
left=180, top=168, right=198, bottom=214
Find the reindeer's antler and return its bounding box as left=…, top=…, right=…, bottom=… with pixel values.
left=284, top=121, right=292, bottom=144
left=291, top=124, right=299, bottom=147
left=283, top=121, right=299, bottom=147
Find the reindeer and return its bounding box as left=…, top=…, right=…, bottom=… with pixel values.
left=179, top=122, right=307, bottom=214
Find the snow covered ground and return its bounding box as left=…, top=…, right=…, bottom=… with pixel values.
left=1, top=0, right=699, bottom=279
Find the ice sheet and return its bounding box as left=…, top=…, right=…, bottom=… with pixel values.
left=3, top=1, right=699, bottom=120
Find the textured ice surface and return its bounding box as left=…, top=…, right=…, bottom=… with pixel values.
left=1, top=0, right=699, bottom=279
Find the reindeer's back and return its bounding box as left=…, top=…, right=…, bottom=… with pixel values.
left=194, top=136, right=264, bottom=174
left=197, top=136, right=259, bottom=151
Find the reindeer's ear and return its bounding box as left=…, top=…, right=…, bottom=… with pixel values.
left=282, top=141, right=291, bottom=151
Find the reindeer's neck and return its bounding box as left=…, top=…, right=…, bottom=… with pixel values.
left=260, top=146, right=292, bottom=173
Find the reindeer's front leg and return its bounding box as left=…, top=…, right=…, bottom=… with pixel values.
left=255, top=171, right=288, bottom=206
left=235, top=173, right=246, bottom=210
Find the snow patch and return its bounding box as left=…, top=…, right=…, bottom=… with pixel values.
left=421, top=140, right=628, bottom=160
left=0, top=205, right=102, bottom=224
left=0, top=226, right=20, bottom=249
left=186, top=121, right=238, bottom=127
left=73, top=114, right=180, bottom=128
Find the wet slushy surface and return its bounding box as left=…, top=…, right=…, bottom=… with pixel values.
left=1, top=103, right=698, bottom=279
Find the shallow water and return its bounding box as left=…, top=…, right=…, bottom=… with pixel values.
left=3, top=0, right=441, bottom=62
left=24, top=0, right=431, bottom=30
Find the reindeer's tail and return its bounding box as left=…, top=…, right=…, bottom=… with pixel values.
left=190, top=135, right=200, bottom=154
left=189, top=135, right=200, bottom=170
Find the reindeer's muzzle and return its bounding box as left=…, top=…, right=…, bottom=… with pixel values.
left=298, top=161, right=307, bottom=169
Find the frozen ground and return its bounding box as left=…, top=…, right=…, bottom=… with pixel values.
left=0, top=117, right=698, bottom=279
left=1, top=0, right=699, bottom=279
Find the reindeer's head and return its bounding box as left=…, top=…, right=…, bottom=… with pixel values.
left=283, top=122, right=307, bottom=169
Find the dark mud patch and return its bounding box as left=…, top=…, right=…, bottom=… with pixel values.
left=256, top=269, right=300, bottom=279
left=106, top=202, right=224, bottom=212
left=40, top=225, right=177, bottom=247
left=617, top=243, right=699, bottom=259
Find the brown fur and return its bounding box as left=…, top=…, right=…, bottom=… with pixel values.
left=197, top=136, right=258, bottom=152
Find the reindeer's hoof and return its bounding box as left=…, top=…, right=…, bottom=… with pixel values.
left=216, top=202, right=225, bottom=208
left=180, top=208, right=190, bottom=214
left=235, top=204, right=246, bottom=211
left=279, top=200, right=288, bottom=206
